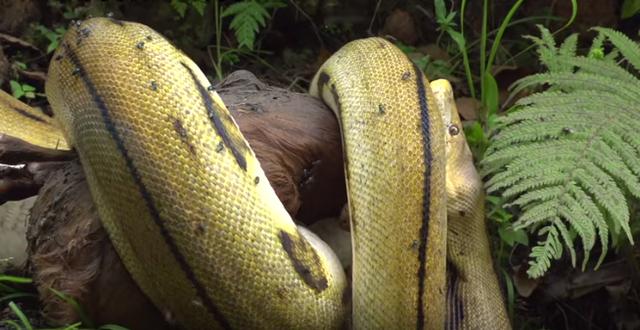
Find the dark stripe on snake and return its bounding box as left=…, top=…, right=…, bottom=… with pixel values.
left=315, top=72, right=342, bottom=115
left=278, top=230, right=329, bottom=292
left=64, top=44, right=232, bottom=330
left=315, top=71, right=356, bottom=235
left=414, top=62, right=432, bottom=330
left=10, top=106, right=48, bottom=124
left=446, top=265, right=464, bottom=330
left=180, top=62, right=247, bottom=171
left=316, top=71, right=330, bottom=95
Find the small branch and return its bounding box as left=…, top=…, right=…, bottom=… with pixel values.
left=367, top=0, right=382, bottom=36
left=288, top=0, right=324, bottom=49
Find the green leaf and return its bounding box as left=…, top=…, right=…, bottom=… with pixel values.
left=13, top=61, right=27, bottom=70
left=48, top=287, right=94, bottom=328
left=0, top=275, right=32, bottom=284
left=35, top=25, right=64, bottom=53
left=463, top=120, right=485, bottom=149
left=60, top=322, right=82, bottom=330
left=0, top=319, right=22, bottom=329
left=434, top=0, right=449, bottom=27
left=447, top=29, right=466, bottom=51
left=499, top=226, right=529, bottom=246
left=482, top=72, right=499, bottom=117
left=483, top=26, right=640, bottom=278
left=221, top=51, right=240, bottom=65
left=446, top=28, right=475, bottom=98
left=46, top=41, right=58, bottom=54
left=221, top=1, right=249, bottom=17
left=21, top=85, right=35, bottom=93
left=171, top=0, right=188, bottom=17
left=501, top=269, right=516, bottom=319
left=621, top=0, right=640, bottom=18
left=8, top=301, right=32, bottom=330
left=434, top=0, right=446, bottom=20
left=222, top=0, right=278, bottom=50
left=592, top=27, right=640, bottom=73
left=9, top=80, right=24, bottom=99
left=99, top=325, right=131, bottom=330
left=191, top=0, right=207, bottom=15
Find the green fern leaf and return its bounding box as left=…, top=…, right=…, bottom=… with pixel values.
left=483, top=27, right=640, bottom=278
left=592, top=27, right=640, bottom=73
left=222, top=0, right=285, bottom=50
left=559, top=34, right=578, bottom=58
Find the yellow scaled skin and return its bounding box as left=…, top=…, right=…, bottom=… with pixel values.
left=0, top=90, right=68, bottom=149
left=0, top=17, right=512, bottom=330
left=46, top=18, right=345, bottom=329
left=310, top=39, right=447, bottom=329
left=431, top=80, right=511, bottom=330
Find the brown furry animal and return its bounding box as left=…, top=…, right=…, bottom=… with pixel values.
left=21, top=71, right=346, bottom=328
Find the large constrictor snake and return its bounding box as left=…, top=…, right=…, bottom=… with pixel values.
left=0, top=18, right=509, bottom=329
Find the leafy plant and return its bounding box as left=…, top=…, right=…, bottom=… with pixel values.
left=9, top=80, right=37, bottom=100
left=34, top=25, right=67, bottom=54
left=171, top=0, right=207, bottom=17
left=1, top=274, right=128, bottom=330
left=222, top=0, right=285, bottom=51
left=430, top=0, right=577, bottom=158
left=395, top=43, right=455, bottom=81
left=482, top=25, right=640, bottom=278
left=209, top=0, right=285, bottom=80
left=621, top=0, right=640, bottom=19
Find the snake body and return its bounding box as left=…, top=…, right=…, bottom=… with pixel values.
left=1, top=17, right=509, bottom=329
left=0, top=90, right=68, bottom=150
left=309, top=39, right=447, bottom=329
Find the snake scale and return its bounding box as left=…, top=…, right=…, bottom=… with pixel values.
left=0, top=18, right=509, bottom=329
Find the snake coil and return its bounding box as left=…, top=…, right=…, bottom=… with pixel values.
left=0, top=17, right=510, bottom=330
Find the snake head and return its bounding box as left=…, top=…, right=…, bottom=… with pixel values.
left=429, top=79, right=483, bottom=214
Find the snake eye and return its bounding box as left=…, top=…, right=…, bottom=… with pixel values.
left=448, top=124, right=460, bottom=136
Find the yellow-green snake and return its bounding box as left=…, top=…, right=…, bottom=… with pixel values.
left=0, top=18, right=510, bottom=329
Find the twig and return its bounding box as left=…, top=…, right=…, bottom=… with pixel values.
left=288, top=0, right=324, bottom=49
left=287, top=76, right=309, bottom=92
left=368, top=0, right=383, bottom=36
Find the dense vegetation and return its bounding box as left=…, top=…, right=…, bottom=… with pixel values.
left=1, top=0, right=640, bottom=329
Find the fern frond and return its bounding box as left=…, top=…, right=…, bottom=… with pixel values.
left=527, top=223, right=564, bottom=278
left=483, top=27, right=640, bottom=278
left=592, top=27, right=640, bottom=73
left=525, top=25, right=577, bottom=73
left=558, top=55, right=640, bottom=84
left=559, top=34, right=578, bottom=58
left=511, top=72, right=640, bottom=102
left=222, top=0, right=285, bottom=50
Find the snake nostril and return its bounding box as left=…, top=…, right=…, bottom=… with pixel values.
left=448, top=124, right=460, bottom=136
